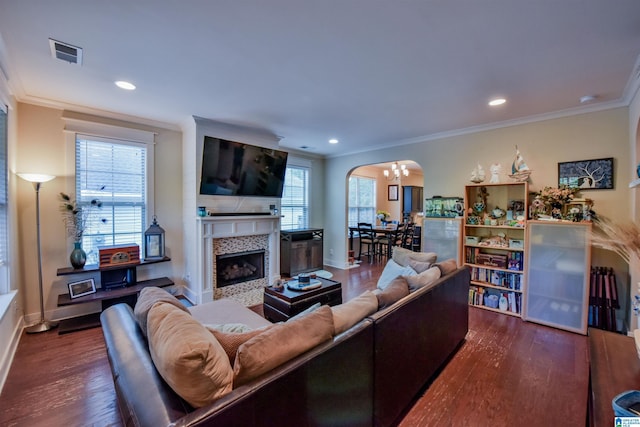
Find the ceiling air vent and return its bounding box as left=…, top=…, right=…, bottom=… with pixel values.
left=49, top=38, right=83, bottom=65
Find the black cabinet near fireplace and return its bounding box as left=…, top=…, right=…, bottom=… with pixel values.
left=280, top=229, right=323, bottom=277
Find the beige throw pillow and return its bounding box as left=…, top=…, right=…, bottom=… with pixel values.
left=233, top=305, right=334, bottom=387
left=134, top=286, right=191, bottom=337
left=331, top=291, right=378, bottom=335
left=376, top=276, right=410, bottom=309
left=392, top=246, right=437, bottom=267
left=210, top=326, right=271, bottom=365
left=409, top=259, right=434, bottom=274
left=405, top=266, right=442, bottom=291
left=147, top=302, right=233, bottom=408
left=435, top=258, right=458, bottom=276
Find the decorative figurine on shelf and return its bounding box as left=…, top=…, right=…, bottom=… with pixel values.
left=492, top=207, right=506, bottom=219
left=470, top=163, right=486, bottom=183
left=489, top=163, right=502, bottom=184
left=508, top=146, right=532, bottom=182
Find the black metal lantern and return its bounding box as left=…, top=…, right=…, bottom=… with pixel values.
left=144, top=215, right=165, bottom=260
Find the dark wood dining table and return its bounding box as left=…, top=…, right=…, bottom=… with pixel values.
left=348, top=225, right=399, bottom=251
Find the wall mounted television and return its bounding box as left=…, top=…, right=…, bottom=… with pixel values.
left=199, top=136, right=288, bottom=197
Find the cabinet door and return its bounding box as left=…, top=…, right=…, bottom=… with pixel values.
left=403, top=186, right=423, bottom=213
left=524, top=222, right=591, bottom=334
left=309, top=239, right=323, bottom=270
left=422, top=218, right=461, bottom=264
left=289, top=241, right=310, bottom=276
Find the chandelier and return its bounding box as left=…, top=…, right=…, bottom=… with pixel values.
left=383, top=162, right=409, bottom=180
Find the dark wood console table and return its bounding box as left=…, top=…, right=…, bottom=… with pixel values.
left=280, top=228, right=323, bottom=277
left=588, top=327, right=640, bottom=426
left=56, top=257, right=173, bottom=333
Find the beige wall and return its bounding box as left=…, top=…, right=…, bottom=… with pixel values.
left=15, top=103, right=183, bottom=322
left=325, top=107, right=630, bottom=323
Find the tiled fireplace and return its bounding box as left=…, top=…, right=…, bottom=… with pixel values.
left=192, top=215, right=280, bottom=306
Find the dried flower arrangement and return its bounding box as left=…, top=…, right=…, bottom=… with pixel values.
left=591, top=215, right=640, bottom=316
left=59, top=192, right=104, bottom=242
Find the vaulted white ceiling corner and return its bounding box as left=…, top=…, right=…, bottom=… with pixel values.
left=0, top=0, right=639, bottom=157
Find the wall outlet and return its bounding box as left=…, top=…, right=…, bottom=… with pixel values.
left=329, top=248, right=334, bottom=256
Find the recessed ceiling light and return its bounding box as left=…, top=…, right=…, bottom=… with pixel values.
left=488, top=98, right=506, bottom=106
left=329, top=138, right=339, bottom=144
left=115, top=80, right=136, bottom=90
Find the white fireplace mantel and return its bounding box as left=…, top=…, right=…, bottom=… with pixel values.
left=186, top=215, right=280, bottom=304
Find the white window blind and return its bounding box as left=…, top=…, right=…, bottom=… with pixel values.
left=348, top=175, right=376, bottom=227
left=281, top=166, right=309, bottom=230
left=0, top=104, right=7, bottom=293
left=76, top=135, right=147, bottom=265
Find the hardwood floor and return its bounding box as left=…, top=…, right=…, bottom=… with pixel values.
left=0, top=261, right=589, bottom=426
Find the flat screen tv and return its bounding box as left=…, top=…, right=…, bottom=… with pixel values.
left=199, top=136, right=288, bottom=197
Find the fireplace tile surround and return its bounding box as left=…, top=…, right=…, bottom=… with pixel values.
left=191, top=215, right=280, bottom=306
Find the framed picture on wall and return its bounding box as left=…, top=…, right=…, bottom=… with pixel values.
left=388, top=185, right=399, bottom=201
left=558, top=157, right=614, bottom=190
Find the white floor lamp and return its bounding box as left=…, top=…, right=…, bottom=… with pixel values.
left=18, top=173, right=58, bottom=333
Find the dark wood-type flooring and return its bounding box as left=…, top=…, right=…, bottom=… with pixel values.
left=0, top=261, right=589, bottom=426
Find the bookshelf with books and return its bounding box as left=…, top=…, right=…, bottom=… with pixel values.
left=464, top=182, right=529, bottom=317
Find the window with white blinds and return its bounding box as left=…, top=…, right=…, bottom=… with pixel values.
left=348, top=175, right=376, bottom=227
left=281, top=166, right=309, bottom=230
left=75, top=135, right=147, bottom=265
left=0, top=104, right=7, bottom=294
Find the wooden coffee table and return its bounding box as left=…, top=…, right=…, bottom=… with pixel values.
left=263, top=277, right=342, bottom=322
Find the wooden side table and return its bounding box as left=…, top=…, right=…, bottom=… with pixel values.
left=263, top=277, right=342, bottom=322
left=588, top=327, right=640, bottom=426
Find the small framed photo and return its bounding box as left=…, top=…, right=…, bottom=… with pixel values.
left=558, top=157, right=614, bottom=190
left=68, top=278, right=96, bottom=299
left=388, top=184, right=399, bottom=201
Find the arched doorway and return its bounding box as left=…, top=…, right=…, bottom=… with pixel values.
left=346, top=160, right=423, bottom=262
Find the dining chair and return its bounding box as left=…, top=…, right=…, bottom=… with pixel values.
left=401, top=222, right=415, bottom=250
left=357, top=222, right=379, bottom=263
left=377, top=223, right=400, bottom=261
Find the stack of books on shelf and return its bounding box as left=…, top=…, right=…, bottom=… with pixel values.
left=470, top=268, right=522, bottom=290
left=469, top=286, right=522, bottom=314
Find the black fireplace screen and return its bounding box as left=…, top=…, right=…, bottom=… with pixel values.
left=216, top=249, right=265, bottom=288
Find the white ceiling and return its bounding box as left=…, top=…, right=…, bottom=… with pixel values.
left=1, top=1, right=639, bottom=157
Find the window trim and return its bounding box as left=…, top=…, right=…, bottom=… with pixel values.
left=62, top=115, right=155, bottom=248
left=348, top=174, right=377, bottom=227
left=0, top=103, right=7, bottom=295
left=281, top=164, right=309, bottom=230
left=62, top=115, right=156, bottom=262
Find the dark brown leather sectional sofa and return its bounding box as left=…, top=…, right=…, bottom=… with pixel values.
left=100, top=266, right=470, bottom=427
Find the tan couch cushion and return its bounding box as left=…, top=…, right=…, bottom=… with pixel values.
left=233, top=305, right=334, bottom=387
left=209, top=326, right=271, bottom=365
left=405, top=266, right=442, bottom=291
left=435, top=258, right=458, bottom=276
left=134, top=286, right=191, bottom=337
left=376, top=276, right=410, bottom=309
left=190, top=298, right=272, bottom=330
left=331, top=291, right=378, bottom=335
left=392, top=246, right=437, bottom=267
left=147, top=302, right=233, bottom=408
